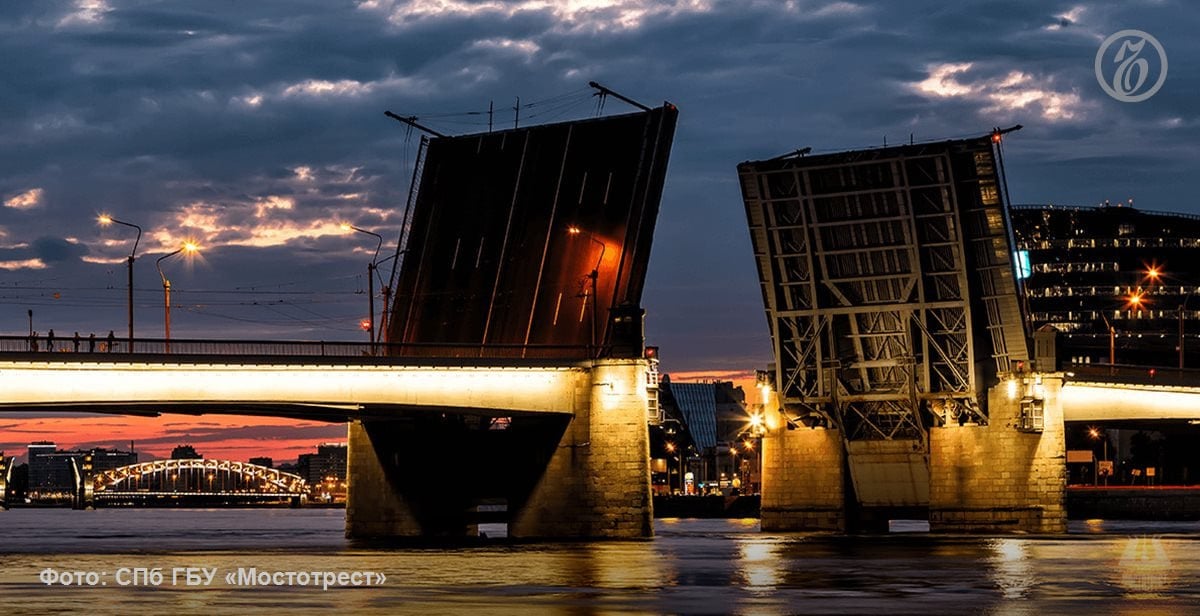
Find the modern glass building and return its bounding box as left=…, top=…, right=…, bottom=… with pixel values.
left=1010, top=202, right=1200, bottom=369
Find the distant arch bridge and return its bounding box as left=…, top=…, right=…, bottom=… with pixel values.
left=92, top=458, right=307, bottom=503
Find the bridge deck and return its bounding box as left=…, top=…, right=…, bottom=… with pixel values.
left=0, top=353, right=595, bottom=420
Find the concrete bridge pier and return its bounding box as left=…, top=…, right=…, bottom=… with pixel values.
left=759, top=393, right=847, bottom=532
left=507, top=359, right=653, bottom=539
left=929, top=373, right=1067, bottom=533
left=759, top=374, right=1069, bottom=534
left=345, top=359, right=654, bottom=540
left=346, top=417, right=485, bottom=539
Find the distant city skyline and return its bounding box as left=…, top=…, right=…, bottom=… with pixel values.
left=0, top=415, right=345, bottom=464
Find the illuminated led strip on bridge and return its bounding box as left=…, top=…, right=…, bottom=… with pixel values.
left=0, top=359, right=591, bottom=415
left=1061, top=381, right=1200, bottom=422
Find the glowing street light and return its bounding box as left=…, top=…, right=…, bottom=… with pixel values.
left=342, top=222, right=384, bottom=353
left=155, top=242, right=200, bottom=352
left=747, top=412, right=765, bottom=437
left=97, top=214, right=142, bottom=348
left=1089, top=427, right=1109, bottom=485
left=567, top=225, right=606, bottom=357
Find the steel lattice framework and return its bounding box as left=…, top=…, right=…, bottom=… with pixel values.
left=93, top=458, right=307, bottom=495
left=739, top=135, right=1028, bottom=441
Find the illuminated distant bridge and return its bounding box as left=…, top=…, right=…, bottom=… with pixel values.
left=91, top=458, right=307, bottom=506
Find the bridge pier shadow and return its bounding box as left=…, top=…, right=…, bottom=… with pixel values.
left=346, top=359, right=654, bottom=541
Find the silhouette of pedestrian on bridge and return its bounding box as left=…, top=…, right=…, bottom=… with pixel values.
left=29, top=331, right=38, bottom=352
left=88, top=333, right=96, bottom=353
left=47, top=329, right=55, bottom=352
left=106, top=330, right=116, bottom=353
left=73, top=332, right=80, bottom=352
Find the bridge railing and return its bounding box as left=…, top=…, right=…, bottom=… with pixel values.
left=0, top=335, right=592, bottom=360
left=1065, top=362, right=1200, bottom=388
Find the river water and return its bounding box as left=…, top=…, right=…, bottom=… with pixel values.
left=1, top=509, right=1198, bottom=614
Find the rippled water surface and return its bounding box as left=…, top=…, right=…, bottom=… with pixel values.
left=2, top=509, right=1199, bottom=614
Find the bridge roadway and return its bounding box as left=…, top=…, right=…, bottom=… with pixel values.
left=1, top=353, right=1197, bottom=423
left=0, top=352, right=591, bottom=420
left=1060, top=364, right=1200, bottom=423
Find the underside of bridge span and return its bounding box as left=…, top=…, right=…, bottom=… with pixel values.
left=345, top=359, right=654, bottom=540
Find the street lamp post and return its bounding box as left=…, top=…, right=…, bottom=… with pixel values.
left=1089, top=427, right=1109, bottom=485
left=97, top=215, right=142, bottom=349
left=567, top=226, right=606, bottom=358
left=342, top=223, right=383, bottom=354
left=372, top=252, right=400, bottom=353
left=155, top=242, right=199, bottom=353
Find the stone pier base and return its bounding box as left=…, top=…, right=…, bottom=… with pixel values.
left=760, top=412, right=846, bottom=532
left=929, top=374, right=1067, bottom=533
left=345, top=359, right=653, bottom=540
left=508, top=360, right=653, bottom=539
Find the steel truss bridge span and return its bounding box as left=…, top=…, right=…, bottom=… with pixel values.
left=93, top=458, right=307, bottom=497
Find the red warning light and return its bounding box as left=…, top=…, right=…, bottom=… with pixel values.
left=644, top=346, right=659, bottom=359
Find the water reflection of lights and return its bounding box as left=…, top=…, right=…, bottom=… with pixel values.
left=988, top=539, right=1032, bottom=600
left=1116, top=536, right=1174, bottom=597
left=590, top=543, right=669, bottom=590
left=737, top=537, right=782, bottom=591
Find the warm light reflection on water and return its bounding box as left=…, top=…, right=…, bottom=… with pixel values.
left=988, top=538, right=1032, bottom=599
left=737, top=535, right=782, bottom=591
left=3, top=511, right=1200, bottom=613
left=1115, top=536, right=1174, bottom=597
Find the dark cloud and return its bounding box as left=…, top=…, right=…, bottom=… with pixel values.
left=32, top=236, right=89, bottom=263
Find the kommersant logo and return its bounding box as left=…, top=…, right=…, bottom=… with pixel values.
left=1095, top=29, right=1168, bottom=103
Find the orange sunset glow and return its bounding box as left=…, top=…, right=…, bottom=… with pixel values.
left=0, top=415, right=345, bottom=463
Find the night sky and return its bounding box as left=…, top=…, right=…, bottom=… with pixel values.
left=2, top=1, right=1197, bottom=460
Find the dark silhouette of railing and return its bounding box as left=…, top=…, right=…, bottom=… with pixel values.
left=0, top=335, right=591, bottom=360
left=1064, top=362, right=1200, bottom=388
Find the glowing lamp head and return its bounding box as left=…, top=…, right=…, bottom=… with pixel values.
left=97, top=214, right=113, bottom=226
left=1147, top=267, right=1160, bottom=281
left=340, top=222, right=353, bottom=232
left=991, top=132, right=1002, bottom=144
left=748, top=412, right=764, bottom=430
left=1089, top=428, right=1100, bottom=439
left=1128, top=293, right=1143, bottom=308
left=665, top=442, right=675, bottom=453
left=359, top=319, right=372, bottom=331
left=182, top=242, right=200, bottom=254
left=567, top=226, right=582, bottom=235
